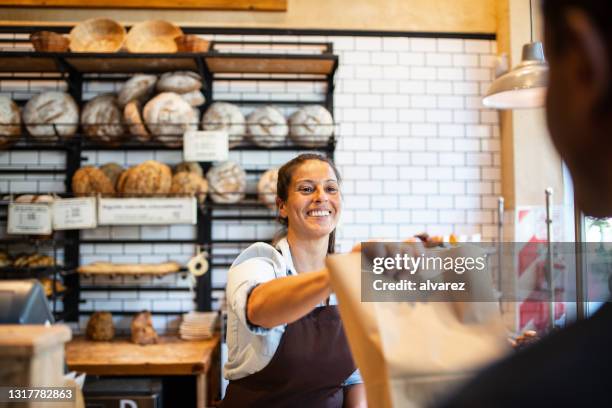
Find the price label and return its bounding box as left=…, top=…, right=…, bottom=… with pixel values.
left=7, top=203, right=52, bottom=235
left=183, top=130, right=229, bottom=162
left=52, top=197, right=97, bottom=230
left=98, top=197, right=197, bottom=225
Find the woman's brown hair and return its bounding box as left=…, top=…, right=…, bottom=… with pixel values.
left=275, top=153, right=342, bottom=254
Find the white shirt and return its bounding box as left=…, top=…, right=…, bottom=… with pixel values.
left=224, top=238, right=349, bottom=381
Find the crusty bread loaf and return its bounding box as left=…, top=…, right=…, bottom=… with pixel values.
left=0, top=96, right=21, bottom=149
left=179, top=89, right=205, bottom=107
left=143, top=92, right=197, bottom=147
left=173, top=161, right=203, bottom=177
left=247, top=106, right=288, bottom=148
left=72, top=166, right=116, bottom=196
left=131, top=311, right=158, bottom=345
left=81, top=94, right=125, bottom=145
left=23, top=92, right=79, bottom=139
left=201, top=102, right=245, bottom=148
left=86, top=311, right=115, bottom=341
left=170, top=171, right=208, bottom=203
left=206, top=161, right=246, bottom=204
left=78, top=261, right=181, bottom=275
left=289, top=105, right=334, bottom=147
left=123, top=100, right=151, bottom=142
left=118, top=74, right=157, bottom=107
left=257, top=168, right=279, bottom=209
left=118, top=160, right=172, bottom=196
left=156, top=71, right=202, bottom=93
left=99, top=162, right=124, bottom=188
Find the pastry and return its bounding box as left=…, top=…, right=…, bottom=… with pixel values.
left=206, top=161, right=246, bottom=204
left=170, top=171, right=208, bottom=203
left=86, top=311, right=115, bottom=341
left=257, top=168, right=279, bottom=209
left=99, top=162, right=124, bottom=188
left=179, top=90, right=205, bottom=107
left=201, top=102, right=245, bottom=148
left=118, top=74, right=157, bottom=107
left=288, top=105, right=334, bottom=147
left=174, top=161, right=203, bottom=177
left=118, top=160, right=172, bottom=196
left=143, top=92, right=197, bottom=147
left=23, top=92, right=79, bottom=139
left=39, top=278, right=65, bottom=296
left=123, top=100, right=151, bottom=142
left=247, top=106, right=288, bottom=148
left=81, top=94, right=125, bottom=145
left=0, top=251, right=11, bottom=268
left=0, top=96, right=21, bottom=149
left=131, top=311, right=158, bottom=345
left=72, top=166, right=116, bottom=196
left=156, top=71, right=202, bottom=93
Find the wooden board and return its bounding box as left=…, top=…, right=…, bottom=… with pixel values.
left=0, top=325, right=72, bottom=356
left=0, top=0, right=286, bottom=11
left=206, top=56, right=336, bottom=75
left=66, top=334, right=219, bottom=375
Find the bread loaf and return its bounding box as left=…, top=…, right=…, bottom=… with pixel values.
left=206, top=161, right=246, bottom=204
left=118, top=74, right=157, bottom=106
left=170, top=171, right=208, bottom=203
left=123, top=100, right=151, bottom=142
left=78, top=261, right=181, bottom=275
left=23, top=92, right=79, bottom=139
left=81, top=94, right=125, bottom=145
left=143, top=92, right=197, bottom=147
left=247, top=106, right=288, bottom=148
left=72, top=166, right=116, bottom=196
left=0, top=96, right=21, bottom=149
left=86, top=311, right=115, bottom=341
left=180, top=89, right=205, bottom=107
left=258, top=168, right=278, bottom=209
left=99, top=162, right=124, bottom=188
left=156, top=71, right=202, bottom=93
left=174, top=161, right=203, bottom=177
left=131, top=311, right=158, bottom=345
left=118, top=160, right=172, bottom=196
left=201, top=102, right=245, bottom=148
left=288, top=105, right=334, bottom=147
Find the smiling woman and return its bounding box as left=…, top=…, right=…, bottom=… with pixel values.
left=221, top=154, right=367, bottom=408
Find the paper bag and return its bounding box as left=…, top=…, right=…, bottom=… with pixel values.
left=327, top=248, right=510, bottom=408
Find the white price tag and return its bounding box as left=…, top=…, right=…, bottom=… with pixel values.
left=98, top=197, right=197, bottom=225
left=183, top=130, right=229, bottom=162
left=7, top=203, right=52, bottom=235
left=53, top=197, right=97, bottom=230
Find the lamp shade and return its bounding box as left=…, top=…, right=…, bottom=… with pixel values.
left=482, top=42, right=548, bottom=109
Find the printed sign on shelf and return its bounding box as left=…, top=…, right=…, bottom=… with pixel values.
left=183, top=130, right=229, bottom=162
left=98, top=197, right=197, bottom=225
left=7, top=203, right=53, bottom=235
left=52, top=197, right=97, bottom=230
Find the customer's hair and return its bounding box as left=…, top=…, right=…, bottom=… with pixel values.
left=275, top=153, right=341, bottom=254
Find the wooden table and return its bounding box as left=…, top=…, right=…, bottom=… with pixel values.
left=66, top=334, right=220, bottom=408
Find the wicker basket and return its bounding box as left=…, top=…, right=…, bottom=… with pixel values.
left=30, top=31, right=69, bottom=52
left=126, top=20, right=183, bottom=53
left=69, top=18, right=125, bottom=53
left=175, top=35, right=210, bottom=53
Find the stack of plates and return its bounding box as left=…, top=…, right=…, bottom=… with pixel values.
left=179, top=311, right=217, bottom=340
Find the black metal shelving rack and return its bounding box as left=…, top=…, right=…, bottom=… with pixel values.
left=0, top=26, right=338, bottom=321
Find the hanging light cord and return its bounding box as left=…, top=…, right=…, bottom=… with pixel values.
left=529, top=0, right=534, bottom=43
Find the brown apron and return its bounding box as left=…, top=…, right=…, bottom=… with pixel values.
left=220, top=305, right=357, bottom=408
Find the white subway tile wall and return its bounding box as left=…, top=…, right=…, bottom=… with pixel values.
left=0, top=33, right=500, bottom=332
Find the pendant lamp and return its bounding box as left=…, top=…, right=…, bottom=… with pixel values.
left=482, top=0, right=548, bottom=109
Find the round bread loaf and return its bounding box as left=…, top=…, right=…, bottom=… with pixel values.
left=206, top=161, right=246, bottom=204
left=81, top=94, right=125, bottom=145
left=118, top=74, right=157, bottom=107
left=156, top=71, right=202, bottom=93
left=72, top=166, right=116, bottom=196
left=201, top=102, right=245, bottom=148
left=247, top=106, right=288, bottom=148
left=99, top=162, right=124, bottom=188
left=0, top=96, right=21, bottom=149
left=257, top=168, right=279, bottom=210
left=288, top=105, right=334, bottom=147
left=123, top=100, right=151, bottom=142
left=118, top=160, right=172, bottom=196
left=180, top=89, right=205, bottom=107
left=87, top=311, right=115, bottom=341
left=131, top=311, right=158, bottom=345
left=174, top=161, right=203, bottom=177
left=170, top=171, right=208, bottom=203
left=23, top=92, right=79, bottom=139
left=143, top=92, right=197, bottom=147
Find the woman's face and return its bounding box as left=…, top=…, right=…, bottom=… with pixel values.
left=278, top=160, right=341, bottom=240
